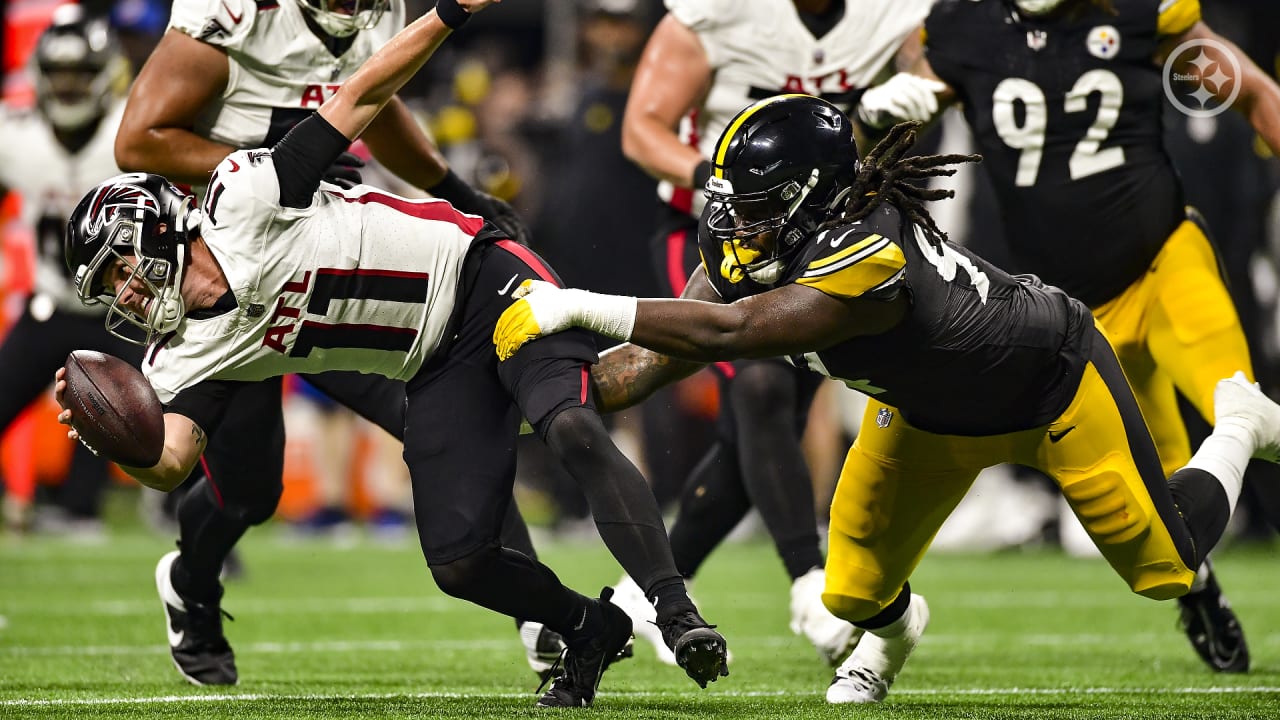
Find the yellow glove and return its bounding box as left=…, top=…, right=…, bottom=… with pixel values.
left=494, top=279, right=638, bottom=361
left=494, top=279, right=561, bottom=360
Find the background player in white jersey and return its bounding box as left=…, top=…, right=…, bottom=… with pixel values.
left=110, top=0, right=549, bottom=685
left=0, top=6, right=134, bottom=535
left=56, top=0, right=729, bottom=707
left=613, top=0, right=933, bottom=667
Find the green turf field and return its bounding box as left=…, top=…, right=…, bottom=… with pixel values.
left=2, top=511, right=1278, bottom=719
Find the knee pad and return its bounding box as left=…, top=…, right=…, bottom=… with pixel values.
left=728, top=362, right=797, bottom=419
left=545, top=407, right=611, bottom=458
left=429, top=547, right=499, bottom=600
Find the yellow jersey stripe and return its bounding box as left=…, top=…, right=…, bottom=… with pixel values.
left=796, top=239, right=906, bottom=299
left=1157, top=0, right=1200, bottom=37
left=712, top=94, right=814, bottom=179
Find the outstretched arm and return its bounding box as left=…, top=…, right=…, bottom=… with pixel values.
left=318, top=0, right=500, bottom=143
left=497, top=270, right=909, bottom=365
left=589, top=270, right=717, bottom=413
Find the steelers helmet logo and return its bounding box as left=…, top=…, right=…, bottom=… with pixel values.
left=1086, top=25, right=1120, bottom=60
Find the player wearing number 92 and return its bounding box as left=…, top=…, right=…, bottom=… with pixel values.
left=493, top=93, right=1280, bottom=701
left=862, top=0, right=1280, bottom=673
left=54, top=2, right=731, bottom=708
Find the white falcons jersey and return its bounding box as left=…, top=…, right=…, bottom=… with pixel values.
left=660, top=0, right=931, bottom=217
left=168, top=0, right=404, bottom=151
left=0, top=101, right=124, bottom=314
left=144, top=150, right=482, bottom=404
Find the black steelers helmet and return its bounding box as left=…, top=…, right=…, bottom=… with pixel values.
left=65, top=173, right=198, bottom=345
left=703, top=94, right=858, bottom=285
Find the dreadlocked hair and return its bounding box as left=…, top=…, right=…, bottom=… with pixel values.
left=823, top=121, right=981, bottom=250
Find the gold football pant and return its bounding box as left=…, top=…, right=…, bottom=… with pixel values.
left=823, top=328, right=1197, bottom=623
left=1093, top=212, right=1253, bottom=476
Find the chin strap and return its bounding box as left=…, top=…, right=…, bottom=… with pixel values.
left=147, top=244, right=187, bottom=333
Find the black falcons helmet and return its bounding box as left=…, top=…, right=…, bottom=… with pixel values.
left=702, top=94, right=859, bottom=285
left=33, top=4, right=128, bottom=131
left=65, top=173, right=197, bottom=345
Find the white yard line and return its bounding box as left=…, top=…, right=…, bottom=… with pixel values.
left=3, top=632, right=1279, bottom=657
left=3, top=687, right=1279, bottom=707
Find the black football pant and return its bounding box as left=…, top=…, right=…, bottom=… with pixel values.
left=405, top=240, right=684, bottom=636
left=651, top=210, right=825, bottom=582
left=0, top=301, right=142, bottom=518
left=173, top=370, right=537, bottom=603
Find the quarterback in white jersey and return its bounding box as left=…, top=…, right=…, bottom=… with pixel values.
left=59, top=2, right=729, bottom=706
left=141, top=151, right=475, bottom=403
left=111, top=0, right=538, bottom=690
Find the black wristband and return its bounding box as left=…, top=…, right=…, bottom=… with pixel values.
left=435, top=0, right=471, bottom=29
left=692, top=159, right=713, bottom=191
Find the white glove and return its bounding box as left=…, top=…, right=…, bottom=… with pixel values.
left=857, top=73, right=948, bottom=128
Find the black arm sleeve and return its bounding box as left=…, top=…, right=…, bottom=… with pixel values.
left=272, top=112, right=353, bottom=209
left=163, top=379, right=252, bottom=439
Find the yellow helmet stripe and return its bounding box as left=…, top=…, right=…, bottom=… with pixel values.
left=712, top=94, right=814, bottom=179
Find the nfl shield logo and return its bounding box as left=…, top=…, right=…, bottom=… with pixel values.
left=875, top=408, right=893, bottom=429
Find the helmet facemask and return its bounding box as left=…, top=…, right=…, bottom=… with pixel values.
left=68, top=175, right=196, bottom=346
left=705, top=166, right=850, bottom=285
left=295, top=0, right=390, bottom=37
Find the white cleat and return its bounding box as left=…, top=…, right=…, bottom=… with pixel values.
left=826, top=594, right=929, bottom=704
left=519, top=621, right=566, bottom=683
left=789, top=567, right=861, bottom=666
left=1215, top=371, right=1280, bottom=462
left=611, top=574, right=678, bottom=665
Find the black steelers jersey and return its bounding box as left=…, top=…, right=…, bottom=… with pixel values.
left=926, top=0, right=1199, bottom=307
left=698, top=203, right=1095, bottom=436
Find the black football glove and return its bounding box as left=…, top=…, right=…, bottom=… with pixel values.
left=324, top=151, right=365, bottom=189
left=428, top=169, right=532, bottom=246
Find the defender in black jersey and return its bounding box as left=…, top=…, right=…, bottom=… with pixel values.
left=494, top=95, right=1280, bottom=703
left=861, top=0, right=1280, bottom=674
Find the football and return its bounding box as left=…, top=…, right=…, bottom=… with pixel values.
left=62, top=350, right=165, bottom=468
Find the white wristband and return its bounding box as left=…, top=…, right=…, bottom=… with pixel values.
left=572, top=291, right=637, bottom=341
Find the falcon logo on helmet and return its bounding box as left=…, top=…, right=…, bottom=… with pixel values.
left=65, top=173, right=200, bottom=346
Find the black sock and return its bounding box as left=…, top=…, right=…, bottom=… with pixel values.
left=729, top=364, right=824, bottom=582
left=174, top=478, right=247, bottom=602
left=650, top=576, right=696, bottom=623
left=431, top=546, right=589, bottom=636
left=668, top=443, right=751, bottom=578
left=546, top=408, right=683, bottom=592
left=853, top=582, right=912, bottom=630
left=1168, top=468, right=1231, bottom=569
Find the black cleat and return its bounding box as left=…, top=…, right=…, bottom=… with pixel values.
left=1177, top=564, right=1249, bottom=673
left=536, top=588, right=633, bottom=708
left=155, top=551, right=238, bottom=685
left=657, top=607, right=729, bottom=688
